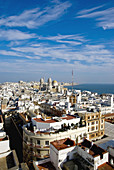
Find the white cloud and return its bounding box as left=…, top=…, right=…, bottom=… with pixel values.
left=11, top=42, right=114, bottom=65
left=0, top=50, right=21, bottom=56
left=37, top=34, right=87, bottom=46
left=0, top=29, right=35, bottom=40
left=76, top=6, right=114, bottom=30
left=0, top=1, right=71, bottom=29
left=0, top=58, right=113, bottom=84
left=77, top=5, right=105, bottom=15
left=38, top=34, right=86, bottom=42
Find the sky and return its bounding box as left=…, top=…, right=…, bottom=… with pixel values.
left=0, top=0, right=114, bottom=83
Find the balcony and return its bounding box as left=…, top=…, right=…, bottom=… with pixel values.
left=44, top=145, right=50, bottom=149
left=44, top=154, right=49, bottom=158
left=35, top=154, right=42, bottom=158
left=35, top=144, right=41, bottom=148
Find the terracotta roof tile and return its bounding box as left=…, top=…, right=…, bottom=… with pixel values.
left=34, top=118, right=56, bottom=123
left=51, top=138, right=75, bottom=151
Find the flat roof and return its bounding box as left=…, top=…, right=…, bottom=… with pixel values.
left=51, top=138, right=75, bottom=151
left=0, top=136, right=8, bottom=141
left=61, top=115, right=78, bottom=120
left=33, top=118, right=56, bottom=123
left=105, top=122, right=114, bottom=138
left=33, top=115, right=78, bottom=124
left=104, top=113, right=114, bottom=118
left=0, top=115, right=3, bottom=123
left=77, top=139, right=107, bottom=158
left=0, top=150, right=19, bottom=170
left=37, top=161, right=56, bottom=170
left=98, top=162, right=113, bottom=170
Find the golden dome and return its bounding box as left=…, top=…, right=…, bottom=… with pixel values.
left=52, top=80, right=58, bottom=86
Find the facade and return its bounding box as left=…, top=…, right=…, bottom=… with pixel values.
left=78, top=111, right=105, bottom=140
left=76, top=139, right=109, bottom=170
left=23, top=115, right=88, bottom=164
left=0, top=129, right=19, bottom=170
left=39, top=78, right=62, bottom=93
left=33, top=138, right=112, bottom=170
left=1, top=99, right=7, bottom=113
left=40, top=103, right=66, bottom=117
left=50, top=138, right=76, bottom=169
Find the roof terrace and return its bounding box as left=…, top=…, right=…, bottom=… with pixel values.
left=77, top=139, right=107, bottom=158
left=51, top=138, right=75, bottom=151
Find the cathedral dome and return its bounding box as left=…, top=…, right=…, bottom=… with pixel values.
left=52, top=80, right=58, bottom=86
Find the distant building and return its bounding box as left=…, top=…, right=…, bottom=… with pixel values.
left=39, top=78, right=63, bottom=93
left=1, top=99, right=7, bottom=113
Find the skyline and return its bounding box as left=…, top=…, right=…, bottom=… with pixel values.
left=0, top=0, right=114, bottom=84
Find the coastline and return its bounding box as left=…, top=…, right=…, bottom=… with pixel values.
left=63, top=83, right=78, bottom=86
left=64, top=84, right=114, bottom=94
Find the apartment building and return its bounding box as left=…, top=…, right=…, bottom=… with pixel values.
left=23, top=115, right=88, bottom=164
left=78, top=111, right=105, bottom=140
left=33, top=138, right=113, bottom=170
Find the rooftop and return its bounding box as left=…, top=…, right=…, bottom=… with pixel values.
left=37, top=161, right=56, bottom=170
left=78, top=139, right=107, bottom=158
left=63, top=153, right=93, bottom=170
left=105, top=122, right=114, bottom=138
left=33, top=118, right=56, bottom=123
left=0, top=150, right=19, bottom=170
left=98, top=162, right=113, bottom=170
left=33, top=115, right=78, bottom=124
left=0, top=135, right=8, bottom=141
left=51, top=138, right=75, bottom=151
left=104, top=113, right=114, bottom=118
left=0, top=115, right=3, bottom=123
left=61, top=115, right=78, bottom=120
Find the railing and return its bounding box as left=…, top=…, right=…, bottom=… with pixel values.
left=35, top=153, right=42, bottom=158
left=35, top=144, right=41, bottom=148
left=44, top=154, right=49, bottom=158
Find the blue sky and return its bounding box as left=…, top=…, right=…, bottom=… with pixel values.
left=0, top=0, right=114, bottom=83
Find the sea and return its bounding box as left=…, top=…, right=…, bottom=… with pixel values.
left=65, top=84, right=114, bottom=94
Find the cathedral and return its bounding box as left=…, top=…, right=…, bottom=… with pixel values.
left=39, top=78, right=62, bottom=93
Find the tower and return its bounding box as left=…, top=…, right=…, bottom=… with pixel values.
left=72, top=70, right=73, bottom=93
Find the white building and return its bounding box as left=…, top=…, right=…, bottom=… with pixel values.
left=31, top=115, right=80, bottom=131
left=33, top=138, right=112, bottom=170
left=50, top=138, right=76, bottom=169
left=76, top=139, right=109, bottom=170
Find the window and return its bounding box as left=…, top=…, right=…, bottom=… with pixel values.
left=88, top=123, right=89, bottom=126
left=92, top=116, right=94, bottom=119
left=101, top=125, right=103, bottom=129
left=30, top=138, right=33, bottom=144
left=67, top=156, right=69, bottom=161
left=37, top=140, right=40, bottom=145
left=96, top=121, right=98, bottom=124
left=101, top=120, right=103, bottom=123
left=100, top=154, right=103, bottom=159
left=96, top=115, right=98, bottom=118
left=88, top=116, right=90, bottom=120
left=91, top=134, right=95, bottom=138
left=45, top=141, right=49, bottom=145
left=96, top=126, right=98, bottom=130
left=88, top=128, right=89, bottom=132
left=30, top=147, right=33, bottom=151
left=92, top=122, right=94, bottom=125
left=91, top=127, right=94, bottom=131
left=25, top=136, right=28, bottom=141
left=37, top=150, right=40, bottom=154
